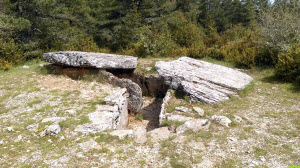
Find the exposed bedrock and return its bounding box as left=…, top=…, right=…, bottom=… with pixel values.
left=43, top=51, right=138, bottom=69
left=155, top=57, right=253, bottom=103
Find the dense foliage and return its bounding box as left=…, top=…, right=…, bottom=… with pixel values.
left=0, top=0, right=299, bottom=81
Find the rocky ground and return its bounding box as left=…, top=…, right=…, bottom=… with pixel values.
left=0, top=60, right=299, bottom=168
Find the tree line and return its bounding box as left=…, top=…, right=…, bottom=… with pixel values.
left=0, top=0, right=299, bottom=82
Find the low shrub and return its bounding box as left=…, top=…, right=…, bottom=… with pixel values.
left=0, top=38, right=23, bottom=70
left=275, top=43, right=300, bottom=82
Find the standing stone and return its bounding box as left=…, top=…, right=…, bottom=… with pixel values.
left=155, top=57, right=253, bottom=103
left=159, top=90, right=172, bottom=126
left=43, top=51, right=138, bottom=69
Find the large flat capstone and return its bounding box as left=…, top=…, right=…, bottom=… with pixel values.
left=43, top=51, right=138, bottom=69
left=155, top=57, right=253, bottom=103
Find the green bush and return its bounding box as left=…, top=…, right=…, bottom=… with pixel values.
left=0, top=38, right=23, bottom=70
left=275, top=44, right=300, bottom=82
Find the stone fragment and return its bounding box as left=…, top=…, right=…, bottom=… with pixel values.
left=110, top=130, right=134, bottom=139
left=134, top=127, right=147, bottom=144
left=6, top=127, right=14, bottom=132
left=148, top=127, right=170, bottom=142
left=22, top=65, right=29, bottom=69
left=43, top=51, right=138, bottom=69
left=14, top=135, right=23, bottom=142
left=233, top=115, right=243, bottom=123
left=175, top=106, right=192, bottom=113
left=193, top=107, right=205, bottom=117
left=176, top=119, right=210, bottom=134
left=65, top=109, right=76, bottom=116
left=26, top=124, right=39, bottom=131
left=167, top=114, right=193, bottom=122
left=155, top=57, right=253, bottom=103
left=39, top=124, right=61, bottom=137
left=212, top=115, right=232, bottom=127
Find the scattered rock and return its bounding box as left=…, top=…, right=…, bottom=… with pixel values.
left=159, top=90, right=172, bottom=126
left=26, top=124, right=39, bottom=131
left=42, top=117, right=66, bottom=124
left=78, top=139, right=100, bottom=152
left=172, top=135, right=188, bottom=143
left=227, top=137, right=238, bottom=143
left=6, top=127, right=14, bottom=132
left=175, top=106, right=192, bottom=113
left=110, top=130, right=134, bottom=139
left=65, top=109, right=76, bottom=116
left=148, top=127, right=170, bottom=142
left=195, top=159, right=215, bottom=168
left=233, top=115, right=243, bottom=123
left=193, top=107, right=205, bottom=117
left=134, top=127, right=147, bottom=144
left=145, top=67, right=152, bottom=71
left=176, top=119, right=210, bottom=134
left=22, top=65, right=29, bottom=69
left=155, top=57, right=253, bottom=103
left=166, top=114, right=193, bottom=122
left=14, top=135, right=23, bottom=142
left=187, top=141, right=206, bottom=151
left=212, top=115, right=232, bottom=127
left=43, top=51, right=138, bottom=69
left=39, top=124, right=61, bottom=137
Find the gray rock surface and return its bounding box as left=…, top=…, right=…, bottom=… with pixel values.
left=159, top=90, right=172, bottom=126
left=110, top=130, right=134, bottom=139
left=193, top=107, right=205, bottom=117
left=43, top=51, right=138, bottom=69
left=212, top=115, right=232, bottom=127
left=39, top=124, right=61, bottom=137
left=176, top=119, right=211, bottom=134
left=175, top=106, right=192, bottom=113
left=148, top=127, right=170, bottom=142
left=75, top=89, right=129, bottom=134
left=155, top=57, right=253, bottom=103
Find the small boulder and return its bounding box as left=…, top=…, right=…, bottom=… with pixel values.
left=22, top=65, right=29, bottom=69
left=176, top=119, right=210, bottom=134
left=6, top=127, right=14, bottom=132
left=110, top=130, right=134, bottom=139
left=148, top=127, right=170, bottom=142
left=193, top=107, right=205, bottom=117
left=233, top=115, right=243, bottom=123
left=212, top=115, right=232, bottom=127
left=39, top=124, right=61, bottom=137
left=134, top=127, right=147, bottom=144
left=175, top=106, right=192, bottom=113
left=26, top=124, right=39, bottom=131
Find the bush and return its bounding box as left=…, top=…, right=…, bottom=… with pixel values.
left=0, top=38, right=23, bottom=70
left=275, top=44, right=300, bottom=82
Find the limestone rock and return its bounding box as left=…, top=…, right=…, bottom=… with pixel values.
left=39, top=124, right=61, bottom=137
left=75, top=89, right=129, bottom=134
left=233, top=115, right=243, bottom=123
left=26, top=124, right=39, bottom=131
left=175, top=106, right=192, bottom=113
left=155, top=57, right=253, bottom=103
left=159, top=90, right=172, bottom=126
left=176, top=119, right=210, bottom=134
left=134, top=127, right=147, bottom=144
left=193, top=107, right=204, bottom=117
left=43, top=51, right=138, bottom=69
left=148, top=127, right=170, bottom=142
left=110, top=130, right=134, bottom=139
left=106, top=73, right=143, bottom=113
left=166, top=114, right=193, bottom=122
left=212, top=115, right=232, bottom=127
